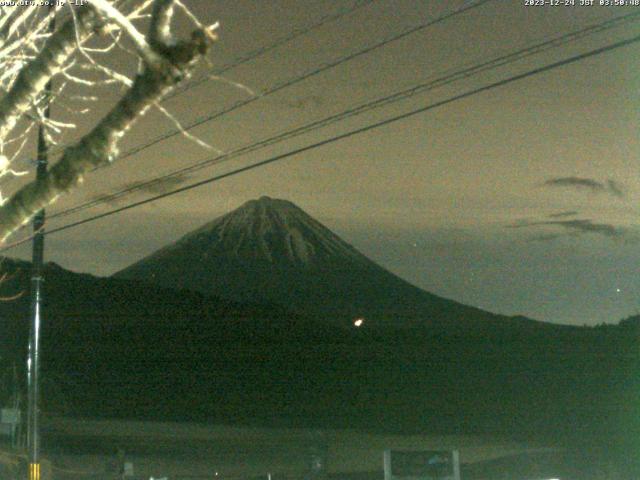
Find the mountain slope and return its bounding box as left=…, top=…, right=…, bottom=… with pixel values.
left=0, top=259, right=635, bottom=441
left=115, top=196, right=547, bottom=331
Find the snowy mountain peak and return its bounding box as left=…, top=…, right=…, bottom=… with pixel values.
left=143, top=197, right=372, bottom=268
left=114, top=196, right=532, bottom=329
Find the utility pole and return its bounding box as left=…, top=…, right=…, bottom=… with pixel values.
left=26, top=5, right=55, bottom=480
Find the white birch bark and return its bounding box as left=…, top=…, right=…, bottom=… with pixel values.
left=0, top=0, right=217, bottom=242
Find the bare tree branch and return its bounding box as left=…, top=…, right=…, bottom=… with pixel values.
left=0, top=7, right=100, bottom=144
left=90, top=0, right=162, bottom=67
left=149, top=0, right=175, bottom=48
left=0, top=0, right=217, bottom=242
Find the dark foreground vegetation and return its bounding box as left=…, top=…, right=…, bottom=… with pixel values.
left=0, top=258, right=637, bottom=475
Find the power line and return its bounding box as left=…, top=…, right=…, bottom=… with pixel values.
left=33, top=0, right=492, bottom=221
left=163, top=0, right=379, bottom=101
left=0, top=0, right=495, bottom=248
left=88, top=0, right=495, bottom=165
left=6, top=0, right=495, bottom=224
left=46, top=10, right=640, bottom=221
left=2, top=31, right=634, bottom=250
left=14, top=0, right=379, bottom=165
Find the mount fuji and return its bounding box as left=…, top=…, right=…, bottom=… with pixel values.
left=115, top=196, right=544, bottom=331
left=0, top=198, right=631, bottom=437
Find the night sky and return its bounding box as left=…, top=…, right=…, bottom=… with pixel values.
left=4, top=0, right=640, bottom=326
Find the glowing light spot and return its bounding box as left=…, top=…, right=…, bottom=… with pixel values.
left=354, top=318, right=364, bottom=327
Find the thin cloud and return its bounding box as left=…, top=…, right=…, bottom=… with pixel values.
left=88, top=174, right=191, bottom=206
left=88, top=192, right=122, bottom=207
left=528, top=233, right=564, bottom=243
left=606, top=179, right=625, bottom=198
left=548, top=211, right=578, bottom=218
left=543, top=177, right=625, bottom=198
left=281, top=95, right=324, bottom=110
left=551, top=219, right=621, bottom=237
left=508, top=218, right=623, bottom=238
left=123, top=173, right=191, bottom=195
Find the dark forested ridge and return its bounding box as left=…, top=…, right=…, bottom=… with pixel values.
left=114, top=197, right=558, bottom=333
left=0, top=256, right=636, bottom=454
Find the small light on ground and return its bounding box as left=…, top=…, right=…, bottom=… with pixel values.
left=354, top=318, right=364, bottom=327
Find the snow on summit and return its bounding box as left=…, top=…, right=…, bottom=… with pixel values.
left=114, top=196, right=544, bottom=329
left=167, top=196, right=371, bottom=266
